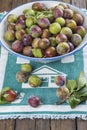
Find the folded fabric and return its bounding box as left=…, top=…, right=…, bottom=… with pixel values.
left=0, top=9, right=87, bottom=120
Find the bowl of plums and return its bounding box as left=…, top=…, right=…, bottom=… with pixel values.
left=0, top=1, right=87, bottom=63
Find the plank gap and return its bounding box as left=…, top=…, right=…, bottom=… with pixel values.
left=49, top=119, right=51, bottom=130
left=13, top=120, right=16, bottom=130
left=75, top=118, right=77, bottom=130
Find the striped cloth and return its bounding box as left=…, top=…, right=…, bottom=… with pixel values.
left=0, top=9, right=87, bottom=120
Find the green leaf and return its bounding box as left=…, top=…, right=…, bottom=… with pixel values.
left=79, top=96, right=87, bottom=102
left=68, top=85, right=87, bottom=108
left=67, top=71, right=87, bottom=108
left=68, top=96, right=80, bottom=108
left=66, top=80, right=77, bottom=93
left=35, top=10, right=53, bottom=20
left=74, top=85, right=87, bottom=98
left=69, top=92, right=87, bottom=109
left=77, top=71, right=87, bottom=90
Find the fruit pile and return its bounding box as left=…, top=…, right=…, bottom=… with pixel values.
left=4, top=2, right=86, bottom=58
left=16, top=63, right=66, bottom=87
left=16, top=63, right=66, bottom=107
left=16, top=63, right=42, bottom=87
left=16, top=64, right=87, bottom=109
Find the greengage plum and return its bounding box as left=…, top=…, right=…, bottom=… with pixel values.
left=28, top=75, right=42, bottom=87
left=60, top=27, right=72, bottom=38
left=32, top=38, right=41, bottom=48
left=66, top=19, right=77, bottom=30
left=16, top=19, right=25, bottom=25
left=23, top=46, right=32, bottom=56
left=56, top=42, right=70, bottom=55
left=45, top=46, right=57, bottom=57
left=4, top=30, right=15, bottom=41
left=37, top=18, right=50, bottom=29
left=71, top=34, right=82, bottom=46
left=38, top=38, right=50, bottom=49
left=56, top=34, right=67, bottom=44
left=68, top=42, right=74, bottom=51
left=7, top=14, right=17, bottom=23
left=63, top=9, right=74, bottom=19
left=32, top=2, right=46, bottom=11
left=2, top=89, right=17, bottom=102
left=49, top=22, right=61, bottom=34
left=15, top=23, right=25, bottom=30
left=53, top=6, right=63, bottom=18
left=32, top=48, right=43, bottom=58
left=22, top=34, right=32, bottom=46
left=18, top=14, right=25, bottom=20
left=16, top=71, right=29, bottom=83
left=23, top=9, right=35, bottom=17
left=54, top=75, right=66, bottom=86
left=73, top=13, right=84, bottom=25
left=55, top=17, right=65, bottom=27
left=26, top=17, right=34, bottom=27
left=29, top=25, right=42, bottom=38
left=7, top=23, right=15, bottom=30
left=15, top=29, right=25, bottom=40
left=75, top=26, right=86, bottom=38
left=28, top=95, right=41, bottom=107
left=21, top=63, right=32, bottom=73
left=56, top=87, right=69, bottom=100
left=12, top=40, right=23, bottom=53
left=41, top=29, right=51, bottom=38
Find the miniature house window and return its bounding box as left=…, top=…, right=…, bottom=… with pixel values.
left=51, top=76, right=55, bottom=83
left=42, top=77, right=48, bottom=82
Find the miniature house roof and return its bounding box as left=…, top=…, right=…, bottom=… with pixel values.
left=32, top=65, right=66, bottom=75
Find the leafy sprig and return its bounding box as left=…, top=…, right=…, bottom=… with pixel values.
left=66, top=71, right=87, bottom=108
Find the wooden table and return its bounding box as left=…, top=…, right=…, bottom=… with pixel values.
left=0, top=0, right=87, bottom=130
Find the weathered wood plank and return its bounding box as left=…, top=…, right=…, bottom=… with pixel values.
left=77, top=119, right=87, bottom=130
left=22, top=0, right=33, bottom=4
left=35, top=119, right=50, bottom=130
left=0, top=119, right=15, bottom=130
left=51, top=119, right=61, bottom=130
left=12, top=0, right=23, bottom=9
left=0, top=0, right=12, bottom=11
left=62, top=0, right=71, bottom=4
left=51, top=119, right=76, bottom=130
left=72, top=0, right=86, bottom=8
left=15, top=119, right=35, bottom=130
left=22, top=0, right=29, bottom=4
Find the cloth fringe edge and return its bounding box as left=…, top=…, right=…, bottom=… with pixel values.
left=0, top=114, right=87, bottom=120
